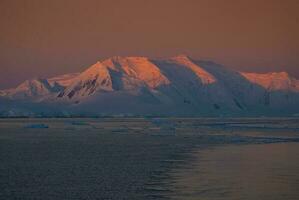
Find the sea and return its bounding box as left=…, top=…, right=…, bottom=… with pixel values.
left=0, top=118, right=298, bottom=200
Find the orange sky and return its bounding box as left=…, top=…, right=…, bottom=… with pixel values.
left=0, top=0, right=298, bottom=89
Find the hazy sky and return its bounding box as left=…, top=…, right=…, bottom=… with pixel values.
left=0, top=0, right=298, bottom=89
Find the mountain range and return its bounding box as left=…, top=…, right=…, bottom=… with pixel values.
left=1, top=55, right=299, bottom=117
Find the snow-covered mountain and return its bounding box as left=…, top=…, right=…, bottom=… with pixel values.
left=241, top=71, right=299, bottom=92
left=1, top=55, right=299, bottom=117
left=0, top=79, right=61, bottom=100
left=0, top=73, right=79, bottom=101
left=57, top=56, right=170, bottom=101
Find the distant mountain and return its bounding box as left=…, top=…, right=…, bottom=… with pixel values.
left=0, top=79, right=61, bottom=100
left=1, top=55, right=299, bottom=117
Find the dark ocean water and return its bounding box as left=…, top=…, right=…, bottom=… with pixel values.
left=0, top=118, right=298, bottom=200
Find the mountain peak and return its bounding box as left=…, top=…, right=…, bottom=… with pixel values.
left=2, top=78, right=60, bottom=100
left=17, top=78, right=49, bottom=90
left=103, top=56, right=148, bottom=62
left=241, top=71, right=298, bottom=91
left=103, top=55, right=170, bottom=88
left=56, top=56, right=171, bottom=100
left=241, top=71, right=291, bottom=80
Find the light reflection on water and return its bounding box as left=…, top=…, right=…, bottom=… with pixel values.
left=170, top=142, right=299, bottom=200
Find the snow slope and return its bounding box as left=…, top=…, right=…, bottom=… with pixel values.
left=241, top=72, right=299, bottom=92
left=0, top=79, right=61, bottom=101
left=56, top=56, right=170, bottom=101
left=48, top=73, right=79, bottom=87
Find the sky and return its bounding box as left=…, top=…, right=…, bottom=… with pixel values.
left=0, top=0, right=298, bottom=89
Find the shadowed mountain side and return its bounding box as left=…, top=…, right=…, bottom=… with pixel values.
left=67, top=90, right=196, bottom=116
left=152, top=56, right=242, bottom=113
left=195, top=60, right=299, bottom=111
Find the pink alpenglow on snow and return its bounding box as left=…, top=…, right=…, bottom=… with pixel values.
left=1, top=55, right=299, bottom=117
